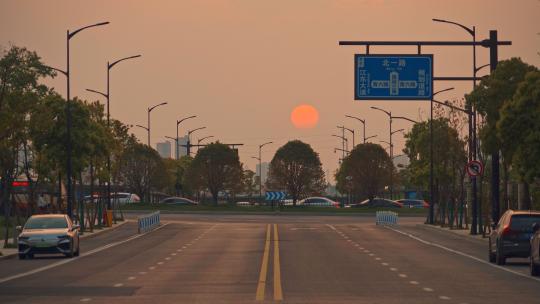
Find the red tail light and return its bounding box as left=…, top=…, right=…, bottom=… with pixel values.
left=501, top=218, right=517, bottom=237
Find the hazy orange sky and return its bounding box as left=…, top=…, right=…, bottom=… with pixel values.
left=2, top=0, right=539, bottom=182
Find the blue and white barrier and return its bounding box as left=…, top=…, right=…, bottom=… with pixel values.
left=376, top=211, right=398, bottom=225
left=138, top=211, right=160, bottom=233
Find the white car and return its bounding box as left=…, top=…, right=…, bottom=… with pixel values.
left=112, top=192, right=140, bottom=204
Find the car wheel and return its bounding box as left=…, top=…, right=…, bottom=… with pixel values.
left=18, top=254, right=26, bottom=260
left=488, top=242, right=496, bottom=263
left=65, top=241, right=74, bottom=258
left=531, top=257, right=540, bottom=277
left=496, top=243, right=506, bottom=265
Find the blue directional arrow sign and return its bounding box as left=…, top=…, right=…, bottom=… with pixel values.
left=265, top=191, right=286, bottom=201
left=354, top=54, right=433, bottom=100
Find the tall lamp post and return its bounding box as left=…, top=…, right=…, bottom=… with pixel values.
left=257, top=142, right=273, bottom=201
left=176, top=115, right=197, bottom=159
left=51, top=21, right=109, bottom=220
left=186, top=127, right=206, bottom=156
left=147, top=102, right=168, bottom=147
left=365, top=134, right=377, bottom=142
left=86, top=54, right=141, bottom=212
left=433, top=18, right=483, bottom=233
left=337, top=126, right=355, bottom=148
left=345, top=115, right=366, bottom=143
left=197, top=135, right=214, bottom=152
left=332, top=134, right=348, bottom=161
left=428, top=87, right=455, bottom=225
left=370, top=106, right=394, bottom=198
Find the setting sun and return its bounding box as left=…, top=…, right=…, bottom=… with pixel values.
left=291, top=104, right=319, bottom=129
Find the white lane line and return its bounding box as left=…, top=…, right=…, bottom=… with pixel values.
left=423, top=287, right=434, bottom=292
left=381, top=263, right=389, bottom=266
left=114, top=283, right=123, bottom=287
left=139, top=272, right=147, bottom=275
left=368, top=253, right=374, bottom=256
left=409, top=281, right=419, bottom=285
left=384, top=226, right=540, bottom=283
left=389, top=267, right=398, bottom=271
left=399, top=274, right=408, bottom=278
left=182, top=246, right=187, bottom=249
left=171, top=253, right=177, bottom=256
left=127, top=276, right=136, bottom=280
left=359, top=247, right=364, bottom=250
left=80, top=298, right=92, bottom=302
left=439, top=296, right=451, bottom=300
left=157, top=262, right=164, bottom=265
left=375, top=257, right=381, bottom=261
left=177, top=249, right=182, bottom=252
left=0, top=223, right=170, bottom=285
left=165, top=257, right=171, bottom=260
left=149, top=266, right=155, bottom=270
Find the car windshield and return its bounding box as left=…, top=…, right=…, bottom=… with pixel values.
left=510, top=215, right=540, bottom=232
left=25, top=217, right=68, bottom=229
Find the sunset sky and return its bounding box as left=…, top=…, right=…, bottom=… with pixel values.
left=2, top=0, right=539, bottom=182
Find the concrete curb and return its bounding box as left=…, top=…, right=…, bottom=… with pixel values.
left=416, top=223, right=488, bottom=243
left=0, top=220, right=130, bottom=260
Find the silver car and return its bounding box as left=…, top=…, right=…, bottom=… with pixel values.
left=17, top=214, right=80, bottom=259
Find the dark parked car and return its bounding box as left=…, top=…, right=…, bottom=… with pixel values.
left=396, top=199, right=429, bottom=209
left=530, top=223, right=540, bottom=276
left=488, top=210, right=540, bottom=265
left=158, top=197, right=198, bottom=205
left=350, top=198, right=402, bottom=208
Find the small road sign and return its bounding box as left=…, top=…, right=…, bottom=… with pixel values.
left=354, top=54, right=433, bottom=100
left=265, top=191, right=286, bottom=201
left=466, top=160, right=484, bottom=177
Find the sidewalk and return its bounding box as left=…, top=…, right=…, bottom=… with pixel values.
left=418, top=223, right=490, bottom=243
left=0, top=220, right=129, bottom=259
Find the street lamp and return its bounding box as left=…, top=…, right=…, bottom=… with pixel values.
left=147, top=102, right=168, bottom=147
left=337, top=125, right=355, bottom=148
left=86, top=54, right=141, bottom=212
left=187, top=127, right=206, bottom=156
left=365, top=134, right=377, bottom=142
left=176, top=115, right=197, bottom=159
left=332, top=134, right=348, bottom=161
left=370, top=106, right=395, bottom=198
left=257, top=142, right=273, bottom=200
left=345, top=115, right=366, bottom=144
left=197, top=135, right=214, bottom=152
left=52, top=21, right=109, bottom=220
left=428, top=87, right=455, bottom=225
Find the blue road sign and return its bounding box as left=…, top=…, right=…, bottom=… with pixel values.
left=354, top=54, right=433, bottom=100
left=265, top=191, right=286, bottom=201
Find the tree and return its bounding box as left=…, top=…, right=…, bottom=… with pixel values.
left=266, top=140, right=325, bottom=205
left=0, top=45, right=54, bottom=247
left=403, top=118, right=466, bottom=225
left=117, top=142, right=166, bottom=201
left=335, top=143, right=392, bottom=201
left=498, top=70, right=540, bottom=187
left=242, top=169, right=257, bottom=198
left=185, top=143, right=243, bottom=205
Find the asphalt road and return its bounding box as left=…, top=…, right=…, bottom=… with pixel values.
left=0, top=214, right=539, bottom=303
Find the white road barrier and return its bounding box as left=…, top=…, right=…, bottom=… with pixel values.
left=138, top=211, right=160, bottom=233
left=376, top=211, right=398, bottom=225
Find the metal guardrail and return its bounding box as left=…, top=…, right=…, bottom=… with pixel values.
left=138, top=211, right=160, bottom=233
left=376, top=211, right=398, bottom=225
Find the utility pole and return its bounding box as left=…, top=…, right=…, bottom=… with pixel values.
left=338, top=126, right=355, bottom=149
left=345, top=115, right=366, bottom=144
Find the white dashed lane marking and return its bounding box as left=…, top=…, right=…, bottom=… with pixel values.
left=80, top=298, right=92, bottom=302
left=114, top=283, right=123, bottom=287
left=409, top=281, right=419, bottom=285
left=423, top=287, right=434, bottom=292
left=439, top=296, right=451, bottom=300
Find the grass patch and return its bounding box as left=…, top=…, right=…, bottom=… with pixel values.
left=121, top=203, right=428, bottom=216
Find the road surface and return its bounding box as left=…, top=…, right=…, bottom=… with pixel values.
left=0, top=214, right=538, bottom=303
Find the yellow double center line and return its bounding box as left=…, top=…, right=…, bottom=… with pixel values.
left=256, top=224, right=283, bottom=301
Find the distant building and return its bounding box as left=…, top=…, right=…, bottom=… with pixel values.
left=156, top=141, right=172, bottom=159
left=256, top=162, right=269, bottom=184
left=177, top=135, right=189, bottom=157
